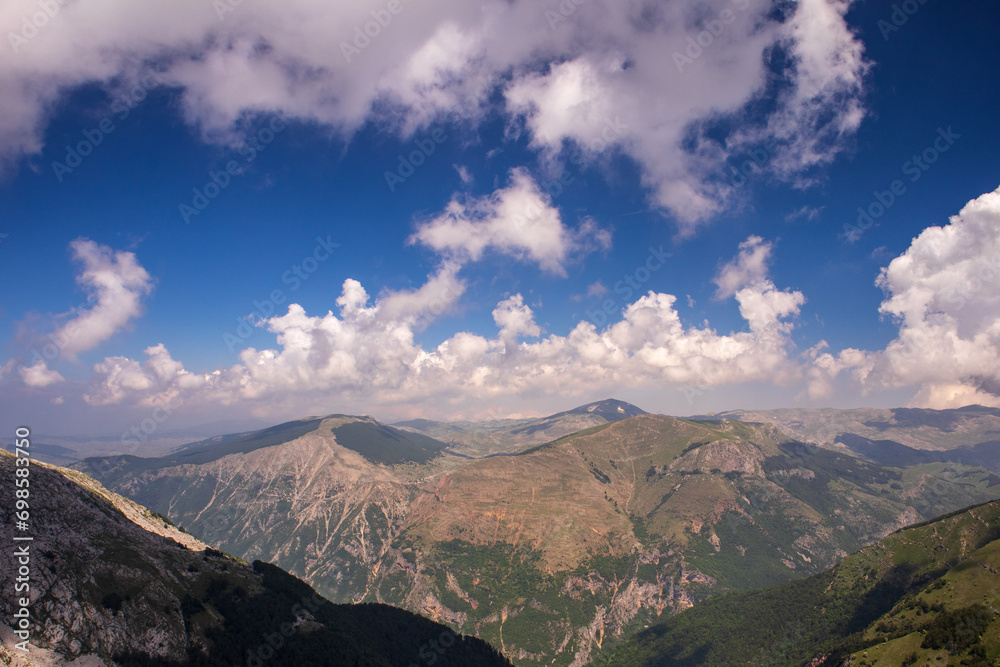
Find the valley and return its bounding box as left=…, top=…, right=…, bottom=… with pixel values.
left=5, top=8, right=998, bottom=665
left=72, top=400, right=1000, bottom=666
left=595, top=497, right=1000, bottom=666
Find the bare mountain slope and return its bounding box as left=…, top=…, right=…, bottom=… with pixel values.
left=75, top=407, right=1000, bottom=666
left=0, top=450, right=511, bottom=667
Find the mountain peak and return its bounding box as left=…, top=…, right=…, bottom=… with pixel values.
left=558, top=398, right=648, bottom=422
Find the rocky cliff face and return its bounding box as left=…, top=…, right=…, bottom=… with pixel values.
left=77, top=413, right=1000, bottom=666
left=0, top=451, right=512, bottom=667
left=0, top=451, right=209, bottom=665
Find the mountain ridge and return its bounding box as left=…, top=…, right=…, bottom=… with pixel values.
left=702, top=405, right=1000, bottom=453
left=391, top=398, right=649, bottom=458
left=73, top=408, right=1000, bottom=666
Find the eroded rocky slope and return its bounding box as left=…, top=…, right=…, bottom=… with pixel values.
left=0, top=451, right=510, bottom=667
left=76, top=411, right=1000, bottom=666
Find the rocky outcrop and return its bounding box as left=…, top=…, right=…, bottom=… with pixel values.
left=0, top=452, right=211, bottom=663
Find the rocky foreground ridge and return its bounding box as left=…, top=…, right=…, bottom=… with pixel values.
left=0, top=450, right=511, bottom=667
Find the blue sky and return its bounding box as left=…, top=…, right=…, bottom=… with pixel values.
left=1, top=0, right=999, bottom=437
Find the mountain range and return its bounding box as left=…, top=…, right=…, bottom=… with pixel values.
left=392, top=398, right=648, bottom=458
left=7, top=433, right=1000, bottom=665
left=707, top=405, right=1000, bottom=457
left=72, top=400, right=1000, bottom=666
left=4, top=419, right=276, bottom=466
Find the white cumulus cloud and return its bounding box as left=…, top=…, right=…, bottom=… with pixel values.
left=79, top=236, right=807, bottom=415
left=874, top=185, right=1000, bottom=407
left=19, top=360, right=65, bottom=388
left=811, top=185, right=1000, bottom=408
left=714, top=235, right=774, bottom=299
left=3, top=239, right=154, bottom=386
left=0, top=0, right=868, bottom=231
left=409, top=169, right=611, bottom=275
left=50, top=239, right=154, bottom=360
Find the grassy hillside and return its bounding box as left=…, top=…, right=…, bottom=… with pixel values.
left=593, top=499, right=1000, bottom=666
left=330, top=418, right=449, bottom=464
